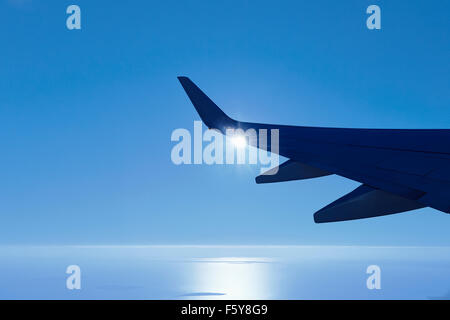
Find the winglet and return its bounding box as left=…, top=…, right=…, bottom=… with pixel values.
left=178, top=76, right=236, bottom=131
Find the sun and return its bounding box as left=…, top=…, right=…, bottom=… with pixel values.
left=231, top=135, right=247, bottom=149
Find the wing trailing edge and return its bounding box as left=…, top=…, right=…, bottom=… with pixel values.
left=314, top=185, right=425, bottom=223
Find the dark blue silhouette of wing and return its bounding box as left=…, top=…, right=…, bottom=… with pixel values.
left=178, top=77, right=450, bottom=223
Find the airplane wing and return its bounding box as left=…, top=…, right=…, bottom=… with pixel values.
left=178, top=76, right=450, bottom=223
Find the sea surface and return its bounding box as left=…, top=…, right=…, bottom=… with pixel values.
left=0, top=245, right=449, bottom=299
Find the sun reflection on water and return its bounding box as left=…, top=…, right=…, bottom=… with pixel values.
left=181, top=257, right=275, bottom=299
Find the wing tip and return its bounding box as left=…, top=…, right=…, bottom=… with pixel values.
left=177, top=76, right=236, bottom=131
left=177, top=76, right=191, bottom=88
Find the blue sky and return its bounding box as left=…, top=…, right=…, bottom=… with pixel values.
left=0, top=0, right=449, bottom=245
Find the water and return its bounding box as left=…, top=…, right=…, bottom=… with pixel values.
left=0, top=245, right=449, bottom=299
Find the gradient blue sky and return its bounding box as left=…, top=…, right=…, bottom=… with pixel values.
left=0, top=0, right=449, bottom=245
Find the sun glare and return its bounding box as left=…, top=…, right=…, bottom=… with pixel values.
left=188, top=257, right=274, bottom=299
left=231, top=135, right=247, bottom=149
